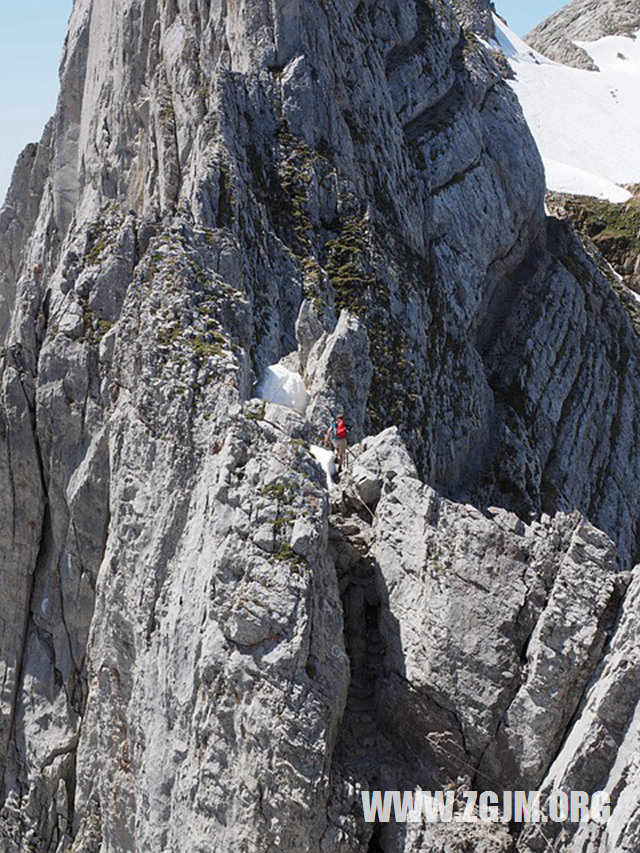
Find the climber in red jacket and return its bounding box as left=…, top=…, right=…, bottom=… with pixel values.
left=325, top=413, right=348, bottom=471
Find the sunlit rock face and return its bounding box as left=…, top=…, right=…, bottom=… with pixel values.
left=526, top=0, right=640, bottom=69
left=1, top=0, right=640, bottom=851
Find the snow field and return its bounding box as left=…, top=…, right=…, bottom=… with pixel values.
left=492, top=16, right=640, bottom=202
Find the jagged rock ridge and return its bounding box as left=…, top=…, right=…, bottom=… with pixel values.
left=1, top=0, right=640, bottom=851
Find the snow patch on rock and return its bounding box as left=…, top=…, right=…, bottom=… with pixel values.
left=310, top=444, right=337, bottom=491
left=255, top=362, right=310, bottom=415
left=544, top=159, right=632, bottom=203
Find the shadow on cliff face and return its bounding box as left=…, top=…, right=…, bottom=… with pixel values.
left=455, top=216, right=640, bottom=571
left=328, top=502, right=468, bottom=851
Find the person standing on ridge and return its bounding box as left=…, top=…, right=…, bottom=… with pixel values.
left=325, top=413, right=348, bottom=471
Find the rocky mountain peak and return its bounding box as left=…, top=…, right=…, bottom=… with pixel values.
left=526, top=0, right=640, bottom=69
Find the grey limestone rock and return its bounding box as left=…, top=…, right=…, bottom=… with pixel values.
left=451, top=0, right=496, bottom=40
left=517, top=563, right=640, bottom=851
left=350, top=425, right=418, bottom=505
left=2, top=0, right=640, bottom=851
left=304, top=310, right=373, bottom=443
left=324, top=457, right=633, bottom=851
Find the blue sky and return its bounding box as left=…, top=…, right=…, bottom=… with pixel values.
left=0, top=0, right=567, bottom=205
left=495, top=0, right=568, bottom=37
left=0, top=0, right=72, bottom=204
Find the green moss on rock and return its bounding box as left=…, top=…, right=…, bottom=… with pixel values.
left=325, top=215, right=375, bottom=314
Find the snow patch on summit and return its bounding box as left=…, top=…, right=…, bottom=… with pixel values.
left=493, top=16, right=640, bottom=202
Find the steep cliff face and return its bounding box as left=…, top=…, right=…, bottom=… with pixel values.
left=328, top=431, right=632, bottom=852
left=2, top=0, right=640, bottom=851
